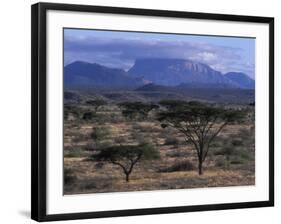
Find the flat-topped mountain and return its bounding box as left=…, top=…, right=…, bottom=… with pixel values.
left=128, top=58, right=243, bottom=87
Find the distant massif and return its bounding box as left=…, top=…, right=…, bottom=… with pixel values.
left=64, top=58, right=255, bottom=90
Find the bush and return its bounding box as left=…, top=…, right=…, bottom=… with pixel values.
left=166, top=150, right=190, bottom=158
left=64, top=168, right=76, bottom=185
left=233, top=148, right=252, bottom=160
left=94, top=162, right=104, bottom=169
left=83, top=182, right=98, bottom=190
left=164, top=137, right=179, bottom=145
left=230, top=157, right=245, bottom=165
left=72, top=133, right=87, bottom=143
left=132, top=122, right=159, bottom=133
left=82, top=111, right=96, bottom=120
left=231, top=139, right=243, bottom=146
left=91, top=126, right=111, bottom=144
left=114, top=136, right=128, bottom=145
left=237, top=128, right=253, bottom=140
left=131, top=131, right=153, bottom=145
left=215, top=157, right=225, bottom=167
left=159, top=160, right=194, bottom=172
left=64, top=148, right=87, bottom=157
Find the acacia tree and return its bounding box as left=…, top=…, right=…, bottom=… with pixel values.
left=86, top=99, right=107, bottom=113
left=92, top=144, right=160, bottom=182
left=158, top=100, right=244, bottom=175
left=64, top=105, right=81, bottom=120
left=82, top=100, right=107, bottom=120
left=118, top=102, right=159, bottom=120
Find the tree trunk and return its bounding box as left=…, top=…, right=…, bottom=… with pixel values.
left=125, top=173, right=130, bottom=182
left=198, top=160, right=203, bottom=175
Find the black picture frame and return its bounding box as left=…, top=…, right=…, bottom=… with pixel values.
left=31, top=2, right=274, bottom=222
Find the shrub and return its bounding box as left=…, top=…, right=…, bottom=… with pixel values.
left=215, top=157, right=225, bottom=167
left=72, top=133, right=87, bottom=143
left=231, top=139, right=243, bottom=146
left=90, top=127, right=111, bottom=147
left=131, top=131, right=153, bottom=145
left=164, top=137, right=179, bottom=145
left=233, top=148, right=252, bottom=160
left=64, top=168, right=76, bottom=185
left=230, top=157, right=245, bottom=165
left=83, top=182, right=98, bottom=190
left=166, top=151, right=188, bottom=158
left=82, top=111, right=96, bottom=120
left=114, top=136, right=128, bottom=145
left=94, top=162, right=104, bottom=169
left=132, top=122, right=159, bottom=133
left=64, top=105, right=81, bottom=120
left=64, top=148, right=87, bottom=157
left=159, top=160, right=194, bottom=172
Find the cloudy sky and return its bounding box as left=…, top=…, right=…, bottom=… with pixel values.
left=64, top=28, right=255, bottom=79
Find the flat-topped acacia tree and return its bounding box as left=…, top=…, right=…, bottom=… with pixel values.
left=158, top=100, right=245, bottom=175
left=92, top=143, right=160, bottom=182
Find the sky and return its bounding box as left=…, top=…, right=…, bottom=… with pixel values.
left=64, top=28, right=255, bottom=79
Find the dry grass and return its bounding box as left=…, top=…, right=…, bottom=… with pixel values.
left=64, top=157, right=254, bottom=194
left=64, top=106, right=255, bottom=194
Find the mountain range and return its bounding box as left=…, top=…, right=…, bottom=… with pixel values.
left=64, top=61, right=147, bottom=89
left=64, top=58, right=255, bottom=89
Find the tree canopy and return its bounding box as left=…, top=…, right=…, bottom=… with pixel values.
left=158, top=100, right=245, bottom=175
left=86, top=99, right=107, bottom=113
left=118, top=102, right=159, bottom=120
left=92, top=143, right=160, bottom=181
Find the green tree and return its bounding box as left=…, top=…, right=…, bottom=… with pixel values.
left=118, top=102, right=159, bottom=120
left=64, top=105, right=80, bottom=120
left=220, top=146, right=235, bottom=169
left=90, top=127, right=111, bottom=149
left=92, top=144, right=160, bottom=182
left=82, top=100, right=107, bottom=120
left=158, top=100, right=244, bottom=175
left=82, top=111, right=94, bottom=120
left=86, top=99, right=107, bottom=114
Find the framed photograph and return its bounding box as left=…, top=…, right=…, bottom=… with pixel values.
left=31, top=2, right=274, bottom=222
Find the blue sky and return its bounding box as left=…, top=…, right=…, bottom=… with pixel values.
left=64, top=28, right=255, bottom=78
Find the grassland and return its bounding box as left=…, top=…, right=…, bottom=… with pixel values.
left=63, top=93, right=255, bottom=194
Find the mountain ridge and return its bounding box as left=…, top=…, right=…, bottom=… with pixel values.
left=128, top=58, right=242, bottom=87
left=64, top=59, right=254, bottom=89
left=64, top=61, right=146, bottom=89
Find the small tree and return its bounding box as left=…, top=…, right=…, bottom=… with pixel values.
left=82, top=111, right=94, bottom=120
left=64, top=105, right=80, bottom=120
left=92, top=144, right=160, bottom=182
left=159, top=100, right=189, bottom=110
left=220, top=146, right=235, bottom=169
left=90, top=126, right=111, bottom=149
left=86, top=99, right=107, bottom=114
left=118, top=102, right=159, bottom=120
left=158, top=100, right=244, bottom=175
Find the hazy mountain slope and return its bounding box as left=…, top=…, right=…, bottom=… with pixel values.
left=224, top=72, right=255, bottom=89
left=64, top=61, right=145, bottom=88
